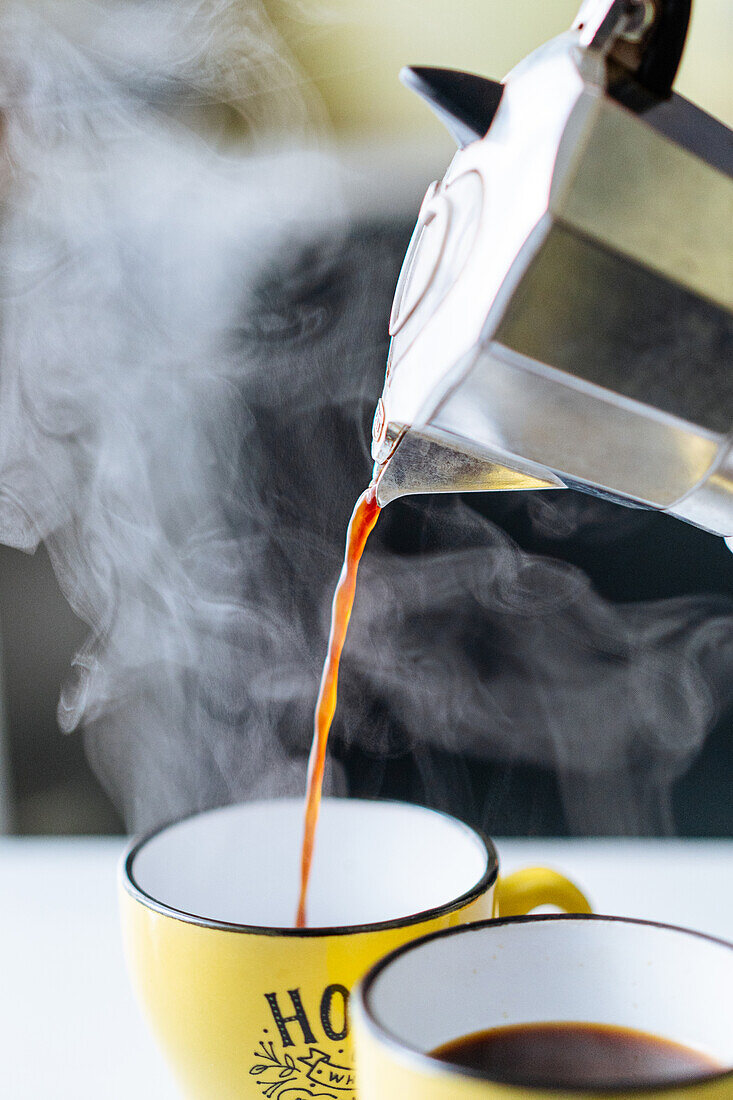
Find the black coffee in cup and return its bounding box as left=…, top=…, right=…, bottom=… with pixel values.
left=431, top=1022, right=720, bottom=1088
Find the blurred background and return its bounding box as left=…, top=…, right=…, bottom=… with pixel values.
left=0, top=0, right=730, bottom=837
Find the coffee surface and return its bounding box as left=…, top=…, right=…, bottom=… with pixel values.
left=296, top=482, right=381, bottom=927
left=431, top=1022, right=720, bottom=1088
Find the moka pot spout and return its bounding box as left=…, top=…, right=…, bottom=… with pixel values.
left=373, top=429, right=563, bottom=508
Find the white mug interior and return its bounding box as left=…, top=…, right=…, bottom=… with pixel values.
left=360, top=915, right=733, bottom=1077
left=126, top=797, right=494, bottom=930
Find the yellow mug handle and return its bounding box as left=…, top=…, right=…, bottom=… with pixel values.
left=494, top=866, right=592, bottom=917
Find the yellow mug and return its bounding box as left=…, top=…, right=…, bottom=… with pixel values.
left=120, top=798, right=589, bottom=1100
left=353, top=914, right=733, bottom=1098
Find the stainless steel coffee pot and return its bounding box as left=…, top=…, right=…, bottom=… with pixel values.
left=372, top=0, right=733, bottom=545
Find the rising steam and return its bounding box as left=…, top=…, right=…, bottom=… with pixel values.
left=0, top=0, right=731, bottom=834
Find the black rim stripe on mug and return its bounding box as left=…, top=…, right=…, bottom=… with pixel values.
left=357, top=913, right=733, bottom=1095
left=121, top=797, right=499, bottom=938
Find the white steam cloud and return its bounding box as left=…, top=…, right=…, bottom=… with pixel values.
left=0, top=0, right=351, bottom=825
left=0, top=0, right=731, bottom=835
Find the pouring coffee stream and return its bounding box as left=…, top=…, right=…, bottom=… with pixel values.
left=296, top=481, right=381, bottom=928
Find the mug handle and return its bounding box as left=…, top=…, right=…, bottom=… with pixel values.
left=494, top=867, right=591, bottom=917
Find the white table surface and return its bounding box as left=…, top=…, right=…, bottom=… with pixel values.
left=1, top=837, right=731, bottom=1099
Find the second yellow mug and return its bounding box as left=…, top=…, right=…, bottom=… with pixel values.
left=120, top=797, right=589, bottom=1099
left=353, top=914, right=733, bottom=1098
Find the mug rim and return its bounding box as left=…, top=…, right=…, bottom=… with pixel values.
left=355, top=912, right=733, bottom=1095
left=120, top=796, right=499, bottom=939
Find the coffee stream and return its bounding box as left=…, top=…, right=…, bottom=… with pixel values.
left=296, top=482, right=381, bottom=927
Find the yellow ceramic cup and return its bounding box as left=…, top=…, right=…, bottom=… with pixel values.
left=353, top=914, right=733, bottom=1099
left=120, top=798, right=589, bottom=1100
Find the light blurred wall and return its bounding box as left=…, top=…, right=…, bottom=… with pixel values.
left=269, top=0, right=732, bottom=142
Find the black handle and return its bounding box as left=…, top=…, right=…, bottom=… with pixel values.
left=636, top=0, right=692, bottom=98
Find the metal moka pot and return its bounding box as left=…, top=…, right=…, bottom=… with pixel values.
left=372, top=0, right=733, bottom=546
